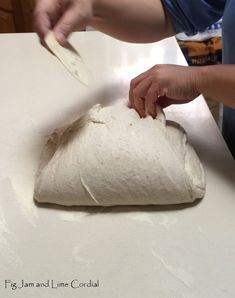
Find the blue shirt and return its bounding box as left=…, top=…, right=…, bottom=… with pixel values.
left=162, top=0, right=235, bottom=157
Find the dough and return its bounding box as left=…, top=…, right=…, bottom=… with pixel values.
left=34, top=104, right=206, bottom=206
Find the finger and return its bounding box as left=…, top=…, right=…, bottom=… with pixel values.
left=145, top=83, right=158, bottom=118
left=133, top=97, right=145, bottom=118
left=157, top=96, right=190, bottom=109
left=34, top=17, right=54, bottom=53
left=130, top=68, right=153, bottom=89
left=133, top=78, right=152, bottom=117
left=129, top=66, right=156, bottom=108
left=54, top=6, right=88, bottom=45
left=34, top=11, right=51, bottom=42
left=129, top=87, right=134, bottom=108
left=157, top=96, right=173, bottom=109
left=129, top=72, right=149, bottom=108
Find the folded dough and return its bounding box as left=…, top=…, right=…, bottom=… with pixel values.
left=34, top=104, right=205, bottom=206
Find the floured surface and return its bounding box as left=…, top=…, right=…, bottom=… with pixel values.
left=0, top=33, right=235, bottom=298
left=34, top=104, right=205, bottom=206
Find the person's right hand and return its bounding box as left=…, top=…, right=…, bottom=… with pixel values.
left=34, top=0, right=94, bottom=45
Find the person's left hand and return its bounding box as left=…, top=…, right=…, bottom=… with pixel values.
left=129, top=64, right=201, bottom=118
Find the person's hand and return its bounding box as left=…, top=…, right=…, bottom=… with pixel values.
left=34, top=0, right=94, bottom=45
left=129, top=64, right=201, bottom=118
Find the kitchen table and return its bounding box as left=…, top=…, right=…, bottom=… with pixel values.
left=0, top=32, right=234, bottom=298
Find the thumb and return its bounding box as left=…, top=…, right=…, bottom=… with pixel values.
left=157, top=96, right=191, bottom=109
left=157, top=96, right=174, bottom=109
left=53, top=8, right=82, bottom=45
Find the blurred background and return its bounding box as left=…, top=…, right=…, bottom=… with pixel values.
left=0, top=0, right=35, bottom=33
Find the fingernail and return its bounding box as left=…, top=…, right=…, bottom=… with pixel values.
left=54, top=31, right=66, bottom=45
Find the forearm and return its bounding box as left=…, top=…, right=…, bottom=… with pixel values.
left=197, top=65, right=235, bottom=108
left=90, top=0, right=175, bottom=43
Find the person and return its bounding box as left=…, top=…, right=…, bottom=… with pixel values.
left=34, top=0, right=235, bottom=158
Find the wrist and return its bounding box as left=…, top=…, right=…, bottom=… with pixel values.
left=193, top=66, right=210, bottom=96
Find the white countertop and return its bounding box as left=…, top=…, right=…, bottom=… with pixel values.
left=0, top=32, right=234, bottom=298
